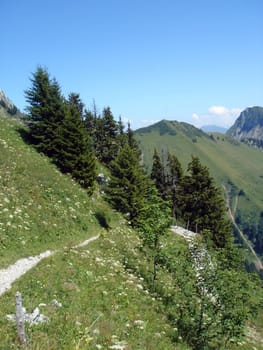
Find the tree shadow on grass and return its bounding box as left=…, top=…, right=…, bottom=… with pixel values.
left=95, top=210, right=111, bottom=230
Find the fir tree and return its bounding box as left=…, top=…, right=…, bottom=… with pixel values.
left=151, top=149, right=166, bottom=199
left=166, top=152, right=183, bottom=218
left=117, top=116, right=127, bottom=148
left=105, top=144, right=149, bottom=226
left=127, top=121, right=141, bottom=158
left=179, top=156, right=232, bottom=247
left=67, top=92, right=84, bottom=117
left=98, top=107, right=119, bottom=164
left=25, top=66, right=65, bottom=158
left=56, top=94, right=96, bottom=191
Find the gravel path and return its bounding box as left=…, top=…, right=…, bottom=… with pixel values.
left=0, top=235, right=99, bottom=296
left=171, top=225, right=197, bottom=241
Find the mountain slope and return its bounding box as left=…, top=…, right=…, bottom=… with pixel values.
left=0, top=110, right=185, bottom=349
left=0, top=105, right=262, bottom=349
left=227, top=106, right=263, bottom=143
left=0, top=111, right=104, bottom=268
left=135, top=119, right=263, bottom=258
left=0, top=89, right=24, bottom=120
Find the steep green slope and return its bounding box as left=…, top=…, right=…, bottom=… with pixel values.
left=0, top=113, right=262, bottom=349
left=135, top=120, right=263, bottom=255
left=0, top=112, right=184, bottom=349
left=0, top=112, right=106, bottom=268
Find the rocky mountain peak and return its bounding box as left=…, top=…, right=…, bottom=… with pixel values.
left=226, top=106, right=263, bottom=146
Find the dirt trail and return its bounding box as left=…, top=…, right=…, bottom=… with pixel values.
left=0, top=235, right=99, bottom=296
left=222, top=185, right=263, bottom=271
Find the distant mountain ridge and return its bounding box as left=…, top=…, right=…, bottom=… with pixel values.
left=201, top=125, right=227, bottom=134
left=226, top=106, right=263, bottom=147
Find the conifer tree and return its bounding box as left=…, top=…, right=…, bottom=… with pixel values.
left=55, top=94, right=96, bottom=191
left=105, top=143, right=149, bottom=226
left=84, top=108, right=101, bottom=152
left=117, top=116, right=127, bottom=148
left=98, top=107, right=119, bottom=164
left=151, top=149, right=166, bottom=199
left=67, top=92, right=84, bottom=117
left=25, top=66, right=65, bottom=158
left=166, top=152, right=183, bottom=218
left=179, top=156, right=231, bottom=247
left=127, top=121, right=141, bottom=158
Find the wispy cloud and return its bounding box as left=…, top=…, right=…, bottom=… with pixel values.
left=192, top=106, right=242, bottom=128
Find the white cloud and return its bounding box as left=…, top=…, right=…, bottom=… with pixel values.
left=208, top=105, right=229, bottom=116
left=192, top=113, right=200, bottom=121
left=192, top=105, right=242, bottom=128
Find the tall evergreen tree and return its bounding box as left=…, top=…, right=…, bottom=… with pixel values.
left=117, top=116, right=127, bottom=148
left=166, top=152, right=183, bottom=218
left=127, top=121, right=141, bottom=158
left=55, top=94, right=96, bottom=191
left=179, top=156, right=232, bottom=247
left=67, top=92, right=84, bottom=117
left=151, top=149, right=166, bottom=199
left=97, top=107, right=119, bottom=164
left=25, top=66, right=65, bottom=158
left=105, top=144, right=149, bottom=226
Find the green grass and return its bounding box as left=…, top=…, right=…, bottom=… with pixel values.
left=0, top=113, right=262, bottom=349
left=0, top=227, right=188, bottom=350
left=0, top=113, right=118, bottom=268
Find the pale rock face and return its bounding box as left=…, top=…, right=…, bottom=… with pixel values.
left=227, top=106, right=263, bottom=142
left=0, top=89, right=23, bottom=119
left=0, top=89, right=16, bottom=111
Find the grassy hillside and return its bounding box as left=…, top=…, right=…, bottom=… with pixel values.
left=0, top=112, right=109, bottom=268
left=135, top=120, right=263, bottom=256
left=0, top=112, right=187, bottom=349
left=0, top=113, right=262, bottom=349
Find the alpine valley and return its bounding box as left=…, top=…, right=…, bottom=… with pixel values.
left=135, top=107, right=263, bottom=271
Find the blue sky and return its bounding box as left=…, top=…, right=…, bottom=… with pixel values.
left=1, top=0, right=262, bottom=129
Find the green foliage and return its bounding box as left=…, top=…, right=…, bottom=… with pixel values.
left=0, top=112, right=262, bottom=349
left=25, top=67, right=96, bottom=192
left=55, top=94, right=96, bottom=191
left=158, top=235, right=262, bottom=349
left=166, top=152, right=183, bottom=218
left=151, top=148, right=166, bottom=199
left=179, top=156, right=232, bottom=248
left=95, top=107, right=119, bottom=164
left=0, top=226, right=179, bottom=350
left=136, top=187, right=173, bottom=284
left=135, top=119, right=263, bottom=257
left=127, top=121, right=142, bottom=158
left=105, top=144, right=150, bottom=226
left=0, top=113, right=114, bottom=268
left=25, top=66, right=65, bottom=158
left=150, top=149, right=183, bottom=218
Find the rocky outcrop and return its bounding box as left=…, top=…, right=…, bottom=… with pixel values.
left=0, top=89, right=24, bottom=119
left=227, top=107, right=263, bottom=143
